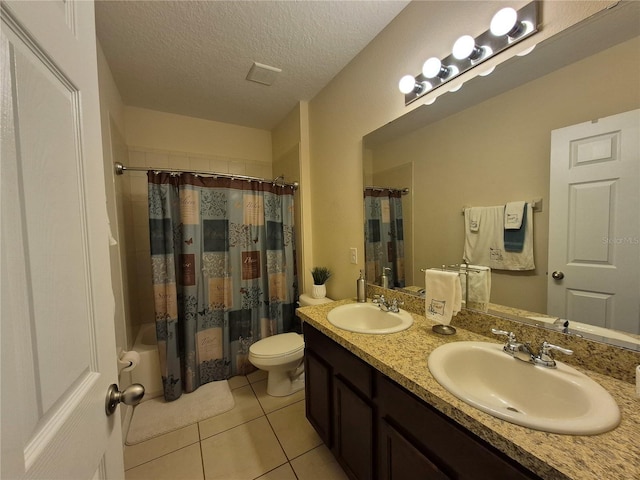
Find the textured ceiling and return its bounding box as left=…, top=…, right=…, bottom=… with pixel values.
left=95, top=0, right=410, bottom=130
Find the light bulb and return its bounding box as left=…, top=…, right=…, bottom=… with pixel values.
left=453, top=35, right=483, bottom=60
left=490, top=7, right=518, bottom=36
left=399, top=75, right=417, bottom=94
left=422, top=57, right=443, bottom=79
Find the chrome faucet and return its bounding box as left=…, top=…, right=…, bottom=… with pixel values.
left=372, top=294, right=403, bottom=313
left=491, top=329, right=573, bottom=368
left=491, top=329, right=536, bottom=362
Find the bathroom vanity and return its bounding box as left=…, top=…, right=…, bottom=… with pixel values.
left=296, top=299, right=640, bottom=480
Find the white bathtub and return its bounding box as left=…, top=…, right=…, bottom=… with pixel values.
left=126, top=322, right=163, bottom=400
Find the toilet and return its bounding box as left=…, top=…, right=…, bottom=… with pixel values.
left=248, top=294, right=333, bottom=397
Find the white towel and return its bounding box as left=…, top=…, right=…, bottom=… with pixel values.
left=425, top=270, right=462, bottom=325
left=465, top=207, right=482, bottom=232
left=459, top=265, right=491, bottom=312
left=504, top=201, right=526, bottom=229
left=463, top=204, right=535, bottom=271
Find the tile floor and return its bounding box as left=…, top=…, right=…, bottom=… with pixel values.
left=123, top=370, right=349, bottom=480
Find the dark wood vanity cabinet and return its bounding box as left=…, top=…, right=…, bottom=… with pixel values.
left=304, top=323, right=374, bottom=480
left=303, top=323, right=541, bottom=480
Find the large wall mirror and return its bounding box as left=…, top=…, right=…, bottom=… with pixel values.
left=363, top=2, right=640, bottom=349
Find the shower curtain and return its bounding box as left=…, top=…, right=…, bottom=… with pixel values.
left=148, top=172, right=298, bottom=401
left=364, top=188, right=405, bottom=288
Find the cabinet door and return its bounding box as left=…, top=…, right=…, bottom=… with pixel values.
left=379, top=420, right=449, bottom=480
left=304, top=349, right=332, bottom=446
left=334, top=377, right=374, bottom=480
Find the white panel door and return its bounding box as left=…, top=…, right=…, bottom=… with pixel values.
left=548, top=109, right=640, bottom=334
left=1, top=1, right=124, bottom=479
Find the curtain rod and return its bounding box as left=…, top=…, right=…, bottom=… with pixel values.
left=365, top=185, right=410, bottom=195
left=114, top=162, right=299, bottom=190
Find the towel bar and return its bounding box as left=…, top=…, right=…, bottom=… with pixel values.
left=461, top=198, right=542, bottom=214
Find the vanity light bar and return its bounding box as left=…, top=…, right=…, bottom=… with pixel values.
left=400, top=1, right=539, bottom=106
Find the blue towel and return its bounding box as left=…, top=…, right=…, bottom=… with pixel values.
left=504, top=203, right=527, bottom=252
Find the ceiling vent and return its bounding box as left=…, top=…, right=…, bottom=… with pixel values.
left=246, top=62, right=282, bottom=86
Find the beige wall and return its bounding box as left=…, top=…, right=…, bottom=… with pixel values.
left=308, top=0, right=616, bottom=301
left=369, top=37, right=640, bottom=313
left=271, top=104, right=308, bottom=293
left=124, top=106, right=271, bottom=162
left=97, top=42, right=131, bottom=351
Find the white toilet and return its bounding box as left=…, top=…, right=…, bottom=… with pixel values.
left=248, top=294, right=333, bottom=397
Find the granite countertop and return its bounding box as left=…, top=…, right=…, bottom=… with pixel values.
left=296, top=298, right=640, bottom=480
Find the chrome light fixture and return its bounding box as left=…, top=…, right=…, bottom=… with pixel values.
left=452, top=35, right=486, bottom=61
left=398, top=75, right=431, bottom=95
left=490, top=7, right=534, bottom=39
left=399, top=1, right=538, bottom=106
left=422, top=57, right=457, bottom=79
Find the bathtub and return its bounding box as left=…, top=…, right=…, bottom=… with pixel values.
left=124, top=322, right=163, bottom=401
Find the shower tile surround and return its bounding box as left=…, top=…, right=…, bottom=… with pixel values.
left=118, top=148, right=273, bottom=345
left=297, top=296, right=640, bottom=480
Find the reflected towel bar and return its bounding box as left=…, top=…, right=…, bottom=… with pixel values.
left=461, top=198, right=542, bottom=214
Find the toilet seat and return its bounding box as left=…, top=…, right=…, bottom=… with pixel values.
left=249, top=333, right=304, bottom=359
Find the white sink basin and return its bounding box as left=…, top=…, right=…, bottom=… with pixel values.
left=428, top=341, right=620, bottom=435
left=327, top=302, right=413, bottom=334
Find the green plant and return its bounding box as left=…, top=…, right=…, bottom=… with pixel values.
left=311, top=266, right=332, bottom=285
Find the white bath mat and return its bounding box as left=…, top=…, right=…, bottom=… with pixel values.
left=126, top=380, right=235, bottom=445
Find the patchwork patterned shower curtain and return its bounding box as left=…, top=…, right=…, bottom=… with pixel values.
left=364, top=188, right=405, bottom=288
left=148, top=172, right=298, bottom=401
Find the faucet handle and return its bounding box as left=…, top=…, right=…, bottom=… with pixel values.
left=372, top=294, right=384, bottom=304
left=491, top=328, right=517, bottom=343
left=540, top=341, right=573, bottom=357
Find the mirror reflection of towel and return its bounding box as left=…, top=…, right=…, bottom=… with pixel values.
left=460, top=265, right=491, bottom=312
left=425, top=270, right=462, bottom=325
left=504, top=201, right=525, bottom=229
left=463, top=204, right=534, bottom=271
left=504, top=204, right=527, bottom=252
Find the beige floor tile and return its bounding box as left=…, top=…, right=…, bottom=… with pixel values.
left=267, top=400, right=322, bottom=460
left=255, top=463, right=298, bottom=480
left=228, top=375, right=249, bottom=390
left=198, top=384, right=264, bottom=440
left=251, top=379, right=305, bottom=414
left=247, top=368, right=268, bottom=384
left=125, top=443, right=203, bottom=480
left=124, top=423, right=200, bottom=470
left=291, top=445, right=349, bottom=480
left=201, top=416, right=287, bottom=480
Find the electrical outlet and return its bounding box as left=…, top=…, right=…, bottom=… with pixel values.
left=349, top=247, right=358, bottom=264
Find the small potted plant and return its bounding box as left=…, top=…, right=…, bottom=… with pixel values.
left=311, top=266, right=332, bottom=299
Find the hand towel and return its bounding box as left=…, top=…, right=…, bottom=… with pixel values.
left=463, top=204, right=534, bottom=270
left=504, top=203, right=527, bottom=252
left=459, top=265, right=491, bottom=312
left=425, top=269, right=462, bottom=325
left=465, top=207, right=482, bottom=232
left=504, top=201, right=526, bottom=229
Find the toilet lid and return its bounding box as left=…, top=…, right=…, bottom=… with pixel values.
left=249, top=333, right=304, bottom=358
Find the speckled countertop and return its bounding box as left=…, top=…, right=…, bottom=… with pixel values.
left=296, top=299, right=640, bottom=480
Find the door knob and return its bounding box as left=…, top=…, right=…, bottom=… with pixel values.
left=551, top=271, right=565, bottom=280
left=105, top=383, right=145, bottom=416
